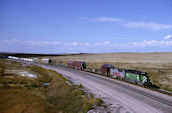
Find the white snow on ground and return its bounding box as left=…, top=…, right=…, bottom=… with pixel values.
left=19, top=71, right=37, bottom=78
left=6, top=70, right=37, bottom=78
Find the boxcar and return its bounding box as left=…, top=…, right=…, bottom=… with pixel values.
left=33, top=58, right=39, bottom=63
left=100, top=64, right=114, bottom=76
left=67, top=61, right=75, bottom=69
left=113, top=68, right=126, bottom=79
left=73, top=61, right=86, bottom=70
left=41, top=59, right=52, bottom=64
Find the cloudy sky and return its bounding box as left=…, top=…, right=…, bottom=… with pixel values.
left=0, top=0, right=172, bottom=53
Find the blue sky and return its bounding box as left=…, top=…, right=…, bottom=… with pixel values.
left=0, top=0, right=172, bottom=53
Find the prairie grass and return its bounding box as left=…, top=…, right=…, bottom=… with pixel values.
left=0, top=88, right=53, bottom=113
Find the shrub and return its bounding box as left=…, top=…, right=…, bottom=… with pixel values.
left=157, top=69, right=166, bottom=73
left=0, top=80, right=8, bottom=84
left=0, top=68, right=4, bottom=76
left=26, top=82, right=38, bottom=89
left=30, top=82, right=38, bottom=88
left=90, top=94, right=94, bottom=99
left=3, top=84, right=10, bottom=89
left=79, top=84, right=83, bottom=88
left=82, top=102, right=93, bottom=112
left=95, top=98, right=103, bottom=106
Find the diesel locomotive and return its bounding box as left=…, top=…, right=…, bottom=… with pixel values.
left=67, top=61, right=152, bottom=87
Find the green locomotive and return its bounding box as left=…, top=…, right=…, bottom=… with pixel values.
left=123, top=70, right=151, bottom=87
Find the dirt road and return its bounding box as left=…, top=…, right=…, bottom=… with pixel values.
left=33, top=63, right=171, bottom=113
left=10, top=59, right=172, bottom=113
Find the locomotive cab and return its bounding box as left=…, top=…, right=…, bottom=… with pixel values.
left=125, top=70, right=151, bottom=87
left=81, top=62, right=87, bottom=70
left=141, top=73, right=152, bottom=87
left=137, top=72, right=151, bottom=87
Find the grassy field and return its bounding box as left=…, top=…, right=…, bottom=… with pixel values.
left=0, top=59, right=103, bottom=113
left=41, top=53, right=172, bottom=92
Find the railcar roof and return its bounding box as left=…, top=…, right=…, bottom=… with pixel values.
left=126, top=69, right=147, bottom=75
left=114, top=67, right=126, bottom=70
left=102, top=64, right=114, bottom=68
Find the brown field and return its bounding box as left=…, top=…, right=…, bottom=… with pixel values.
left=41, top=52, right=172, bottom=92
left=46, top=52, right=172, bottom=63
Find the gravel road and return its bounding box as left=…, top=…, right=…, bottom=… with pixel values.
left=11, top=60, right=172, bottom=113
left=34, top=63, right=172, bottom=113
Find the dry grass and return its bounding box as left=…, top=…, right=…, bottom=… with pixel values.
left=42, top=53, right=172, bottom=63
left=42, top=53, right=172, bottom=92
left=0, top=88, right=52, bottom=113
left=0, top=58, right=102, bottom=113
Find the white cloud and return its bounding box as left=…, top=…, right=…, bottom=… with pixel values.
left=92, top=17, right=121, bottom=22
left=1, top=39, right=91, bottom=47
left=131, top=40, right=172, bottom=47
left=65, top=42, right=90, bottom=46
left=123, top=22, right=172, bottom=30
left=3, top=39, right=172, bottom=48
left=2, top=39, right=62, bottom=46
left=164, top=35, right=172, bottom=39
left=78, top=17, right=121, bottom=22
left=94, top=41, right=111, bottom=46
left=65, top=42, right=78, bottom=46
left=104, top=41, right=110, bottom=45
left=94, top=42, right=102, bottom=46
left=79, top=42, right=90, bottom=46
left=94, top=40, right=172, bottom=48
left=1, top=39, right=172, bottom=53
left=78, top=17, right=172, bottom=30
left=26, top=41, right=61, bottom=46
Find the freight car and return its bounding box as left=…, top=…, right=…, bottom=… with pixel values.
left=33, top=58, right=39, bottom=63
left=67, top=61, right=75, bottom=69
left=100, top=64, right=114, bottom=76
left=41, top=58, right=52, bottom=64
left=113, top=68, right=126, bottom=79
left=67, top=61, right=86, bottom=70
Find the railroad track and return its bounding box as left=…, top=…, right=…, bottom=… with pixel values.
left=55, top=65, right=172, bottom=107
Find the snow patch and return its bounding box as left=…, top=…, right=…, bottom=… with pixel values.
left=19, top=71, right=37, bottom=78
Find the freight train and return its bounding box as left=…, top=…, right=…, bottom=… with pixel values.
left=6, top=56, right=152, bottom=87
left=67, top=61, right=152, bottom=87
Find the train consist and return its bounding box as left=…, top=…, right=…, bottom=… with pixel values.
left=6, top=56, right=152, bottom=87
left=67, top=61, right=152, bottom=87
left=8, top=56, right=33, bottom=62
left=7, top=56, right=51, bottom=64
